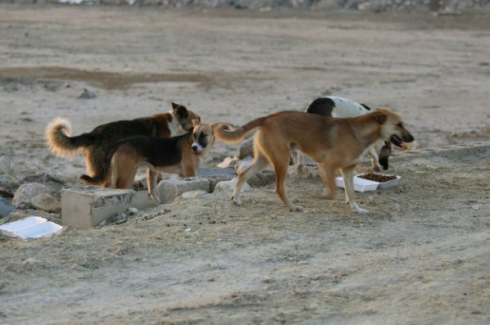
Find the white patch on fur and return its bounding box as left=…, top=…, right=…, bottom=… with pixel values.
left=327, top=96, right=371, bottom=117
left=191, top=140, right=204, bottom=153
left=167, top=111, right=187, bottom=136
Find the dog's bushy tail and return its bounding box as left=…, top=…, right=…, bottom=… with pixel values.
left=45, top=117, right=91, bottom=157
left=215, top=117, right=266, bottom=143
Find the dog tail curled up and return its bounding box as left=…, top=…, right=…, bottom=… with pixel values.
left=215, top=117, right=266, bottom=143
left=45, top=117, right=92, bottom=157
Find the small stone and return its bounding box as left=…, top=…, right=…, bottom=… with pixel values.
left=127, top=207, right=139, bottom=215
left=78, top=88, right=97, bottom=99
left=214, top=178, right=251, bottom=193
left=0, top=197, right=15, bottom=218
left=13, top=183, right=50, bottom=209
left=31, top=193, right=61, bottom=213
left=181, top=190, right=208, bottom=199
left=24, top=258, right=37, bottom=265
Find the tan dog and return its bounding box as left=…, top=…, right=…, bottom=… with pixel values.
left=81, top=120, right=216, bottom=203
left=215, top=109, right=414, bottom=213
left=46, top=103, right=200, bottom=187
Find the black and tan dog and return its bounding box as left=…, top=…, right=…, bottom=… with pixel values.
left=215, top=109, right=414, bottom=214
left=46, top=103, right=200, bottom=187
left=81, top=120, right=216, bottom=203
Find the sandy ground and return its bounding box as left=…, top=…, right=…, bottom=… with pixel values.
left=0, top=4, right=490, bottom=324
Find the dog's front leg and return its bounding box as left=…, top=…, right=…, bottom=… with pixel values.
left=341, top=165, right=369, bottom=214
left=233, top=153, right=269, bottom=207
left=318, top=163, right=337, bottom=200
left=367, top=144, right=383, bottom=172
left=147, top=169, right=161, bottom=204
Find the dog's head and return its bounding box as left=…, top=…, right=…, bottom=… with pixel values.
left=190, top=119, right=216, bottom=155
left=372, top=108, right=414, bottom=148
left=172, top=102, right=201, bottom=132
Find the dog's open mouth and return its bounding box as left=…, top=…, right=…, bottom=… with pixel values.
left=390, top=134, right=404, bottom=148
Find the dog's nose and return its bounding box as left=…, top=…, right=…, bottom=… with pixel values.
left=191, top=145, right=198, bottom=152
left=404, top=133, right=415, bottom=143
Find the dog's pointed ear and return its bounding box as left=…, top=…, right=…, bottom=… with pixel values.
left=372, top=110, right=387, bottom=124
left=172, top=102, right=188, bottom=119
left=191, top=119, right=201, bottom=128
left=209, top=122, right=218, bottom=132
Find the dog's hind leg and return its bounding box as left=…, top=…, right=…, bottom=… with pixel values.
left=147, top=169, right=161, bottom=203
left=272, top=157, right=302, bottom=212
left=318, top=162, right=337, bottom=200
left=341, top=165, right=369, bottom=214
left=113, top=153, right=139, bottom=190
left=233, top=153, right=269, bottom=207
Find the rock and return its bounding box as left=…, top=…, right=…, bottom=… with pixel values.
left=20, top=173, right=69, bottom=199
left=237, top=137, right=254, bottom=160
left=0, top=174, right=20, bottom=198
left=0, top=197, right=15, bottom=218
left=12, top=183, right=50, bottom=209
left=127, top=207, right=139, bottom=215
left=0, top=155, right=19, bottom=181
left=31, top=193, right=61, bottom=213
left=214, top=177, right=252, bottom=194
left=78, top=88, right=97, bottom=99
left=181, top=190, right=208, bottom=199
left=156, top=178, right=211, bottom=204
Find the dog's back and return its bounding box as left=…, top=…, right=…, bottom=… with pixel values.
left=306, top=96, right=371, bottom=118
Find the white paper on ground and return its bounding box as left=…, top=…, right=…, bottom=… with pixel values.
left=0, top=216, right=63, bottom=239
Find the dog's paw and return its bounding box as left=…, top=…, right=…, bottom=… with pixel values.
left=290, top=205, right=304, bottom=212
left=355, top=208, right=370, bottom=214
left=318, top=194, right=335, bottom=201
left=350, top=202, right=369, bottom=214
left=231, top=196, right=242, bottom=206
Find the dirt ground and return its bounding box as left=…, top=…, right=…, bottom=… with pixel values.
left=0, top=4, right=490, bottom=324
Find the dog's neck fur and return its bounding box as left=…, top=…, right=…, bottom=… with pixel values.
left=351, top=115, right=384, bottom=149
left=168, top=111, right=189, bottom=136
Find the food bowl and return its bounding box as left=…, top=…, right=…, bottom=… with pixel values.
left=335, top=173, right=401, bottom=192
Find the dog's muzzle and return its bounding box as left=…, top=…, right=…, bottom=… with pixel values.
left=390, top=133, right=414, bottom=148
left=192, top=144, right=205, bottom=154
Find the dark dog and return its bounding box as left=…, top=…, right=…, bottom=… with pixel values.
left=81, top=120, right=216, bottom=203
left=46, top=102, right=200, bottom=187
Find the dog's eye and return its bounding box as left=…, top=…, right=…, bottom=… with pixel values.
left=397, top=122, right=404, bottom=128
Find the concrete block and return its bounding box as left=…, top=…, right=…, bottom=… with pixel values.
left=197, top=167, right=236, bottom=192
left=61, top=188, right=157, bottom=230
left=156, top=178, right=211, bottom=204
